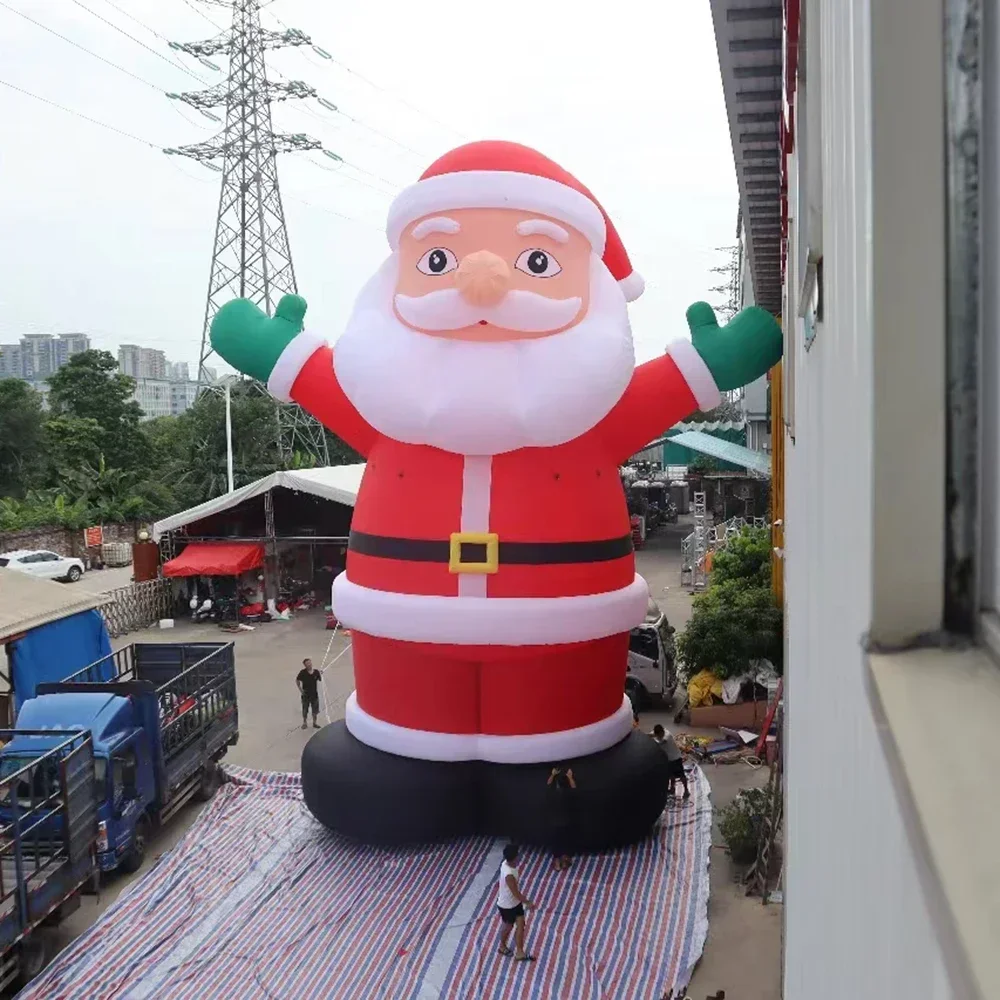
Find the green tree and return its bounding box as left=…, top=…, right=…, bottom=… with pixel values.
left=677, top=527, right=783, bottom=679
left=0, top=379, right=44, bottom=497
left=57, top=457, right=176, bottom=523
left=41, top=416, right=104, bottom=478
left=324, top=430, right=363, bottom=466
left=710, top=526, right=772, bottom=588
left=677, top=580, right=783, bottom=679
left=146, top=385, right=282, bottom=506
left=46, top=350, right=147, bottom=470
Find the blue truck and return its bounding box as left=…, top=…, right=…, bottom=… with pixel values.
left=0, top=729, right=98, bottom=990
left=4, top=641, right=238, bottom=879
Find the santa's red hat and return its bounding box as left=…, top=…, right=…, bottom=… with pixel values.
left=386, top=141, right=645, bottom=303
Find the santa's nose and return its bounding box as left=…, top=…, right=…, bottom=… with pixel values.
left=454, top=250, right=511, bottom=307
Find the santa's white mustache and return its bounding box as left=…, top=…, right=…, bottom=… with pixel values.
left=394, top=287, right=583, bottom=334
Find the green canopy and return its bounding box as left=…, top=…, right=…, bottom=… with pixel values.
left=666, top=430, right=771, bottom=476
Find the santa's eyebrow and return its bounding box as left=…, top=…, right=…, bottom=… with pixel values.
left=411, top=216, right=461, bottom=239
left=515, top=219, right=569, bottom=243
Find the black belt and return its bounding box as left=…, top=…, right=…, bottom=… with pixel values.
left=349, top=530, right=633, bottom=574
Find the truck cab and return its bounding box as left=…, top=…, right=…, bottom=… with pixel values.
left=0, top=642, right=238, bottom=876
left=625, top=598, right=678, bottom=711
left=14, top=693, right=155, bottom=874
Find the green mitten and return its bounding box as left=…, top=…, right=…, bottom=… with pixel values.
left=686, top=301, right=783, bottom=392
left=210, top=294, right=308, bottom=383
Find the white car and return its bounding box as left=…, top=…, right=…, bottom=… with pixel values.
left=0, top=549, right=85, bottom=583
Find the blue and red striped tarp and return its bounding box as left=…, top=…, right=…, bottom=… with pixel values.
left=19, top=766, right=711, bottom=1000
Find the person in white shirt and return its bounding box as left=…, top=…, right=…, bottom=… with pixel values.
left=496, top=843, right=536, bottom=962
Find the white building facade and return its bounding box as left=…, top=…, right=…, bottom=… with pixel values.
left=711, top=0, right=994, bottom=997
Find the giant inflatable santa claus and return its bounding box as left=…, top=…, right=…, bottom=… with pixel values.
left=212, top=141, right=781, bottom=850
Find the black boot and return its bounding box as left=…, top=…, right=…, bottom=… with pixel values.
left=301, top=721, right=479, bottom=845
left=302, top=724, right=669, bottom=851
left=480, top=730, right=671, bottom=853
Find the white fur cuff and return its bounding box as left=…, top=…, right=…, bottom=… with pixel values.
left=267, top=328, right=327, bottom=402
left=666, top=338, right=722, bottom=412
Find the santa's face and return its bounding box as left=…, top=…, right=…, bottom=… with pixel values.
left=393, top=208, right=593, bottom=342
left=333, top=207, right=636, bottom=456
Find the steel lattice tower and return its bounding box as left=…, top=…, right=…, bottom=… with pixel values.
left=166, top=0, right=330, bottom=465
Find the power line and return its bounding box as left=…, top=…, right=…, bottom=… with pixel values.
left=0, top=77, right=161, bottom=147
left=187, top=5, right=429, bottom=171
left=304, top=153, right=396, bottom=198
left=98, top=0, right=171, bottom=42
left=0, top=1, right=168, bottom=94
left=182, top=0, right=225, bottom=31
left=267, top=9, right=466, bottom=141
left=70, top=0, right=209, bottom=84
left=0, top=75, right=381, bottom=233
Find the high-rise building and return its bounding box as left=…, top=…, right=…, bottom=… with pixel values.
left=0, top=343, right=24, bottom=380
left=131, top=378, right=173, bottom=420
left=170, top=380, right=199, bottom=415
left=167, top=361, right=190, bottom=382
left=0, top=334, right=90, bottom=382
left=118, top=344, right=168, bottom=380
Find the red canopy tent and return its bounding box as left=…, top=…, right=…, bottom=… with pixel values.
left=162, top=542, right=265, bottom=578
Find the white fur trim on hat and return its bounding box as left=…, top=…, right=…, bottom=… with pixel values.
left=666, top=337, right=722, bottom=412
left=267, top=328, right=327, bottom=403
left=333, top=573, right=649, bottom=646
left=619, top=271, right=645, bottom=303
left=387, top=171, right=608, bottom=255
left=345, top=691, right=634, bottom=764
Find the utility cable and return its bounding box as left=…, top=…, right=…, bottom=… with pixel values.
left=268, top=8, right=467, bottom=140
left=70, top=0, right=209, bottom=84
left=0, top=77, right=382, bottom=232
left=0, top=77, right=161, bottom=148
left=98, top=0, right=172, bottom=43
left=0, top=1, right=172, bottom=94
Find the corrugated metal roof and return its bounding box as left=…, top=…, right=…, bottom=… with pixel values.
left=0, top=570, right=110, bottom=643
left=709, top=0, right=784, bottom=313
left=668, top=430, right=772, bottom=476
left=152, top=464, right=366, bottom=540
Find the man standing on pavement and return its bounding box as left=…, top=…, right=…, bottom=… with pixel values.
left=496, top=843, right=536, bottom=963
left=297, top=658, right=322, bottom=730
left=652, top=723, right=689, bottom=800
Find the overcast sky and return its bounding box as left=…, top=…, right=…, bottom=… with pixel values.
left=0, top=0, right=737, bottom=371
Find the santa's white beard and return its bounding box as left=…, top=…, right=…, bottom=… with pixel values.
left=332, top=254, right=636, bottom=456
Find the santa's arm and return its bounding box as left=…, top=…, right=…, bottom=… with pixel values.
left=595, top=339, right=721, bottom=465
left=210, top=295, right=378, bottom=459
left=596, top=303, right=784, bottom=465
left=267, top=331, right=378, bottom=458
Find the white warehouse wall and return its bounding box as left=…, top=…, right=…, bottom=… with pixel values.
left=781, top=0, right=953, bottom=997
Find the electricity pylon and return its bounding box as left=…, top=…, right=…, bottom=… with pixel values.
left=166, top=0, right=330, bottom=465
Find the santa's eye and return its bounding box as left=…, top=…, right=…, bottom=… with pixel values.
left=416, top=248, right=458, bottom=275
left=514, top=249, right=562, bottom=277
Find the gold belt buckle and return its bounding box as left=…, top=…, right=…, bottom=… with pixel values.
left=449, top=532, right=499, bottom=574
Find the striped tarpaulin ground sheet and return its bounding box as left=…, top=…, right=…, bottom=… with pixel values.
left=18, top=765, right=712, bottom=1000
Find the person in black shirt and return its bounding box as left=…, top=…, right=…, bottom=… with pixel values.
left=296, top=658, right=321, bottom=729
left=546, top=765, right=577, bottom=871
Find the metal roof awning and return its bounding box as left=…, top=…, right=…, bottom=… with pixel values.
left=667, top=431, right=771, bottom=476
left=0, top=570, right=111, bottom=644
left=153, top=464, right=366, bottom=540
left=709, top=0, right=786, bottom=314
left=162, top=542, right=266, bottom=578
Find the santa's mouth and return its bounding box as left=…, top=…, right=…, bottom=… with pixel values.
left=478, top=320, right=488, bottom=326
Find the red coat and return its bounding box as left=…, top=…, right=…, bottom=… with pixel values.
left=281, top=335, right=710, bottom=647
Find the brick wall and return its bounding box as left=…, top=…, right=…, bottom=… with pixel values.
left=0, top=521, right=142, bottom=558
